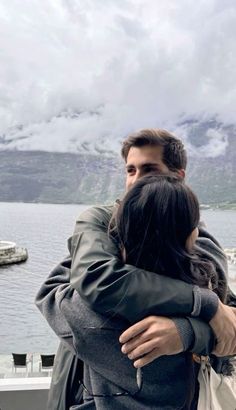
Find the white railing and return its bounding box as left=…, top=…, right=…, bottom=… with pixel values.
left=0, top=376, right=51, bottom=410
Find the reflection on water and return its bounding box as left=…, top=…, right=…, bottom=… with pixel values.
left=0, top=204, right=235, bottom=353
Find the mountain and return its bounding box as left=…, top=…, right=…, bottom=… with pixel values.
left=1, top=119, right=235, bottom=205
left=0, top=151, right=125, bottom=204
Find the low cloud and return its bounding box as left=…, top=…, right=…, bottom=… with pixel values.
left=0, top=0, right=235, bottom=155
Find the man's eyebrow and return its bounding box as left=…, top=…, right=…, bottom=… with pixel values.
left=139, top=163, right=161, bottom=168
left=142, top=162, right=160, bottom=167
left=126, top=162, right=160, bottom=168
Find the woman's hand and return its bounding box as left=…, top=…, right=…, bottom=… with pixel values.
left=119, top=316, right=183, bottom=368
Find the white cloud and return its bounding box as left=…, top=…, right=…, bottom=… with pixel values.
left=0, top=0, right=235, bottom=154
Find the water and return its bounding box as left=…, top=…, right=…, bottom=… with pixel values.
left=0, top=202, right=88, bottom=354
left=0, top=203, right=235, bottom=354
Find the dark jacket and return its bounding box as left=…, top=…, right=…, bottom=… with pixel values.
left=36, top=257, right=197, bottom=409
left=36, top=205, right=236, bottom=409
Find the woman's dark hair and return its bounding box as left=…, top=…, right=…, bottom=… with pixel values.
left=114, top=174, right=222, bottom=297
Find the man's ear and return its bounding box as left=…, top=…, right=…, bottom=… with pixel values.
left=177, top=169, right=185, bottom=179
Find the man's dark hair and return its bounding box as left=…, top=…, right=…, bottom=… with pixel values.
left=121, top=129, right=187, bottom=171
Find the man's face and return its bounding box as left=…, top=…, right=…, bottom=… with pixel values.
left=125, top=145, right=184, bottom=191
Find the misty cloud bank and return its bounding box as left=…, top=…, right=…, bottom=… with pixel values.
left=0, top=0, right=235, bottom=156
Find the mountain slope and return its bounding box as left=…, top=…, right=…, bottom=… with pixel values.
left=1, top=119, right=235, bottom=205
left=0, top=151, right=124, bottom=204
left=0, top=149, right=235, bottom=205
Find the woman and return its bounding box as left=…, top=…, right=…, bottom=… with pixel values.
left=110, top=174, right=228, bottom=409
left=114, top=174, right=225, bottom=297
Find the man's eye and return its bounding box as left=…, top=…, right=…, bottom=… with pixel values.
left=127, top=168, right=135, bottom=174
left=144, top=167, right=156, bottom=173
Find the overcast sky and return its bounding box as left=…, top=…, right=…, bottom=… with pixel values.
left=0, top=0, right=235, bottom=153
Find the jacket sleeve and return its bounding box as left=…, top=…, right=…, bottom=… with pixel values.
left=69, top=206, right=195, bottom=321
left=69, top=206, right=225, bottom=322
left=35, top=258, right=215, bottom=356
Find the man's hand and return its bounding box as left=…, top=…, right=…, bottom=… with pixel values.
left=119, top=316, right=183, bottom=368
left=210, top=300, right=236, bottom=356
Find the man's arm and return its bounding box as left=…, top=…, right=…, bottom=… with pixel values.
left=35, top=259, right=215, bottom=358
left=69, top=206, right=236, bottom=356
left=70, top=206, right=218, bottom=322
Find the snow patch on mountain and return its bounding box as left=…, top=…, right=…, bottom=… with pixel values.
left=0, top=110, right=232, bottom=159
left=0, top=110, right=123, bottom=156
left=174, top=120, right=229, bottom=158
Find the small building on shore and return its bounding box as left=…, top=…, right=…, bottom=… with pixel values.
left=0, top=241, right=28, bottom=266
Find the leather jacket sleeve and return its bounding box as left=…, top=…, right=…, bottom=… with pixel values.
left=35, top=257, right=214, bottom=356
left=69, top=206, right=195, bottom=321
left=70, top=206, right=231, bottom=319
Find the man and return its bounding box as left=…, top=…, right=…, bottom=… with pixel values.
left=69, top=129, right=236, bottom=358
left=36, top=129, right=236, bottom=409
